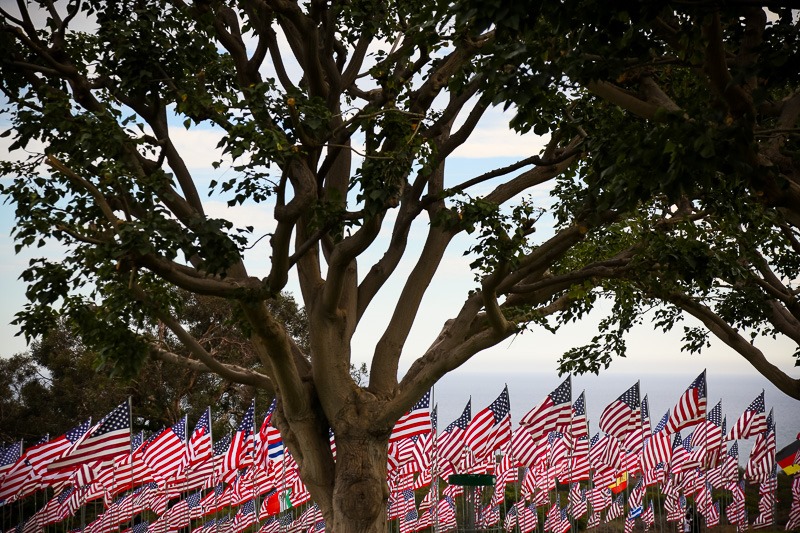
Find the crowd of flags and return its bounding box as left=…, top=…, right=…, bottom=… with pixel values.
left=2, top=370, right=800, bottom=533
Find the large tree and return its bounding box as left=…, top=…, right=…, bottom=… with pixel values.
left=1, top=1, right=798, bottom=532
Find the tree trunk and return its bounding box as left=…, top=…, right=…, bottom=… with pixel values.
left=329, top=431, right=390, bottom=533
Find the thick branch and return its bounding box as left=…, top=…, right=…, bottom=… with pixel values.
left=702, top=10, right=755, bottom=120
left=150, top=306, right=273, bottom=389
left=369, top=224, right=453, bottom=394
left=586, top=80, right=661, bottom=120
left=668, top=291, right=800, bottom=400
left=150, top=346, right=273, bottom=390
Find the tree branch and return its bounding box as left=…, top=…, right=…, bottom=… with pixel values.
left=667, top=291, right=800, bottom=400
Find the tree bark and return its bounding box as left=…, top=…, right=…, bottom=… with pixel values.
left=329, top=429, right=390, bottom=533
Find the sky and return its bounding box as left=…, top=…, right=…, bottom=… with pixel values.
left=0, top=2, right=798, bottom=392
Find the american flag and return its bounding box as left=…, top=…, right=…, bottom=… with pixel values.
left=623, top=516, right=635, bottom=533
left=663, top=371, right=707, bottom=434
left=586, top=511, right=600, bottom=530
left=0, top=441, right=22, bottom=480
left=232, top=499, right=257, bottom=533
left=745, top=408, right=776, bottom=482
left=0, top=421, right=91, bottom=503
left=571, top=391, right=588, bottom=439
left=479, top=504, right=500, bottom=528
left=627, top=477, right=644, bottom=516
left=188, top=407, right=212, bottom=466
left=705, top=501, right=720, bottom=528
left=641, top=411, right=672, bottom=471
left=555, top=506, right=571, bottom=533
left=722, top=440, right=739, bottom=483
left=224, top=400, right=255, bottom=471
left=516, top=502, right=538, bottom=533
left=587, top=487, right=611, bottom=512
left=568, top=484, right=587, bottom=519
left=642, top=501, right=655, bottom=529
left=142, top=417, right=188, bottom=482
left=126, top=521, right=149, bottom=533
left=164, top=490, right=204, bottom=529
left=409, top=433, right=432, bottom=473
left=206, top=433, right=232, bottom=484
left=48, top=400, right=131, bottom=471
left=503, top=504, right=518, bottom=532
left=599, top=382, right=640, bottom=441
left=643, top=461, right=665, bottom=486
left=520, top=376, right=571, bottom=441
left=604, top=494, right=624, bottom=522
left=786, top=476, right=800, bottom=530
left=752, top=465, right=777, bottom=528
left=437, top=400, right=471, bottom=464
left=726, top=390, right=767, bottom=440
left=547, top=431, right=571, bottom=476
left=623, top=393, right=649, bottom=456
left=511, top=426, right=539, bottom=467
left=255, top=399, right=281, bottom=467
left=690, top=400, right=723, bottom=468
left=464, top=387, right=511, bottom=458
left=436, top=495, right=457, bottom=531
left=567, top=435, right=590, bottom=482
left=390, top=390, right=432, bottom=443
left=399, top=508, right=418, bottom=533
left=543, top=497, right=560, bottom=532
left=726, top=480, right=746, bottom=526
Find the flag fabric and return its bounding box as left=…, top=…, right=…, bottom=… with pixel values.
left=255, top=399, right=280, bottom=467
left=663, top=371, right=707, bottom=434
left=224, top=401, right=255, bottom=471
left=0, top=421, right=91, bottom=502
left=437, top=400, right=471, bottom=465
left=555, top=507, right=571, bottom=533
left=586, top=511, right=600, bottom=529
left=390, top=390, right=432, bottom=443
left=567, top=435, right=590, bottom=482
left=568, top=483, right=587, bottom=519
left=520, top=376, right=572, bottom=441
left=642, top=411, right=673, bottom=472
left=142, top=417, right=188, bottom=481
left=726, top=390, right=766, bottom=440
left=690, top=400, right=723, bottom=467
left=436, top=496, right=457, bottom=531
left=188, top=408, right=212, bottom=466
left=599, top=382, right=640, bottom=441
left=786, top=476, right=800, bottom=530
left=231, top=499, right=257, bottom=533
left=587, top=487, right=612, bottom=512
left=0, top=442, right=22, bottom=481
left=752, top=465, right=777, bottom=529
left=465, top=386, right=512, bottom=460
left=745, top=409, right=776, bottom=482
left=727, top=480, right=746, bottom=527
left=503, top=504, right=518, bottom=532
left=604, top=494, right=624, bottom=522
left=479, top=505, right=500, bottom=529
left=571, top=391, right=589, bottom=439
left=623, top=393, right=648, bottom=462
left=48, top=400, right=131, bottom=471
left=642, top=501, right=655, bottom=529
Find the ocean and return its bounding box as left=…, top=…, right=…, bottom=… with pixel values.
left=429, top=369, right=800, bottom=465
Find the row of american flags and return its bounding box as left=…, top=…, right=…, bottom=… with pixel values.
left=1, top=370, right=799, bottom=533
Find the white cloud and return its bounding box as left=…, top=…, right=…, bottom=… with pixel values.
left=450, top=124, right=548, bottom=159
left=167, top=127, right=231, bottom=170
